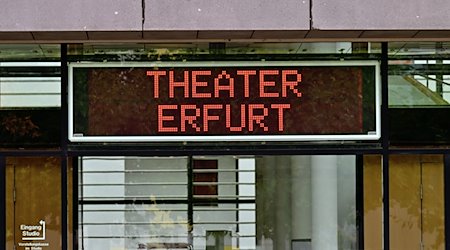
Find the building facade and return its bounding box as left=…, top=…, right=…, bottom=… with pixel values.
left=1, top=1, right=450, bottom=250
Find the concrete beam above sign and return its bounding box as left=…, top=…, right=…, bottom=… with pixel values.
left=0, top=0, right=142, bottom=31
left=312, top=0, right=450, bottom=30
left=197, top=31, right=253, bottom=39
left=32, top=32, right=88, bottom=41
left=87, top=32, right=142, bottom=40
left=251, top=30, right=309, bottom=39
left=0, top=32, right=34, bottom=40
left=143, top=31, right=198, bottom=40
left=144, top=0, right=310, bottom=31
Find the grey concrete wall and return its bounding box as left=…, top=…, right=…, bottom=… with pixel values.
left=0, top=0, right=142, bottom=31
left=312, top=0, right=450, bottom=30
left=1, top=0, right=450, bottom=40
left=0, top=0, right=310, bottom=32
left=143, top=0, right=310, bottom=30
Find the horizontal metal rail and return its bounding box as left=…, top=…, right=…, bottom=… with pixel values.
left=82, top=169, right=188, bottom=173
left=82, top=234, right=256, bottom=239
left=82, top=208, right=255, bottom=212
left=81, top=169, right=254, bottom=173
left=82, top=183, right=188, bottom=186
left=81, top=182, right=254, bottom=186
left=81, top=221, right=255, bottom=226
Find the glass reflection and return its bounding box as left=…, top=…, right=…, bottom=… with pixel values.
left=389, top=42, right=450, bottom=107
left=79, top=155, right=357, bottom=250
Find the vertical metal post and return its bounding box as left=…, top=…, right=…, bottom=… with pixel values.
left=381, top=42, right=390, bottom=250
left=61, top=43, right=69, bottom=250
left=356, top=155, right=364, bottom=249
left=61, top=43, right=68, bottom=151
left=0, top=156, right=5, bottom=249
left=62, top=157, right=68, bottom=250
left=235, top=158, right=240, bottom=244
left=187, top=156, right=194, bottom=246
left=72, top=157, right=79, bottom=250
left=444, top=154, right=450, bottom=250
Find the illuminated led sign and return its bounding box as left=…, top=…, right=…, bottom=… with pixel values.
left=69, top=61, right=380, bottom=142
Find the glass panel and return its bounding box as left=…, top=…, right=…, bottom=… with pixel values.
left=0, top=76, right=60, bottom=108
left=81, top=157, right=188, bottom=201
left=79, top=155, right=358, bottom=250
left=5, top=157, right=62, bottom=250
left=388, top=42, right=450, bottom=144
left=0, top=45, right=61, bottom=147
left=192, top=156, right=255, bottom=250
left=389, top=155, right=444, bottom=250
left=0, top=44, right=60, bottom=60
left=79, top=157, right=189, bottom=249
left=0, top=109, right=61, bottom=147
left=68, top=42, right=382, bottom=59
left=81, top=204, right=189, bottom=249
left=388, top=42, right=450, bottom=107
left=0, top=45, right=61, bottom=108
left=256, top=155, right=356, bottom=250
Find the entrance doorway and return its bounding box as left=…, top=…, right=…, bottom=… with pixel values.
left=363, top=155, right=445, bottom=250
left=5, top=157, right=62, bottom=250
left=390, top=155, right=445, bottom=250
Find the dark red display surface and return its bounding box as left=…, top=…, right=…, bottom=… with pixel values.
left=72, top=64, right=375, bottom=140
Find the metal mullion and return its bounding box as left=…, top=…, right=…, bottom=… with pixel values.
left=83, top=235, right=188, bottom=239
left=192, top=182, right=252, bottom=185
left=83, top=170, right=187, bottom=173
left=0, top=156, right=5, bottom=250
left=356, top=155, right=364, bottom=250
left=235, top=158, right=240, bottom=241
left=81, top=196, right=188, bottom=200
left=193, top=194, right=255, bottom=198
left=81, top=156, right=189, bottom=160
left=388, top=148, right=450, bottom=154
left=193, top=169, right=254, bottom=173
left=82, top=222, right=189, bottom=225
left=72, top=157, right=79, bottom=250
left=193, top=221, right=255, bottom=225
left=79, top=157, right=85, bottom=249
left=0, top=93, right=60, bottom=96
left=61, top=43, right=68, bottom=250
left=82, top=208, right=189, bottom=212
left=82, top=183, right=188, bottom=186
left=82, top=207, right=255, bottom=212
left=61, top=154, right=68, bottom=250
left=67, top=147, right=385, bottom=157
left=381, top=42, right=390, bottom=250
left=187, top=156, right=193, bottom=246
left=445, top=154, right=450, bottom=250
left=193, top=208, right=255, bottom=212
left=193, top=199, right=256, bottom=204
